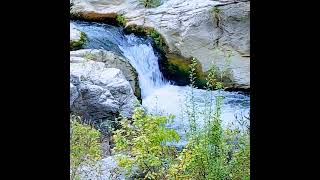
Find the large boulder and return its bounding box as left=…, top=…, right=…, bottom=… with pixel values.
left=70, top=0, right=250, bottom=89
left=70, top=49, right=141, bottom=98
left=70, top=58, right=139, bottom=130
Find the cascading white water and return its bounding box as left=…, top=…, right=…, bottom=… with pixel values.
left=118, top=34, right=168, bottom=98
left=72, top=20, right=250, bottom=146
left=71, top=21, right=169, bottom=98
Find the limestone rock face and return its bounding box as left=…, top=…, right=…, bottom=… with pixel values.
left=71, top=0, right=250, bottom=88
left=70, top=56, right=138, bottom=128
left=70, top=49, right=140, bottom=97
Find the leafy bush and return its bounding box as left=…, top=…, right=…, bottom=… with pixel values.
left=70, top=114, right=102, bottom=180
left=227, top=131, right=250, bottom=180
left=114, top=59, right=250, bottom=180
left=113, top=107, right=180, bottom=179
left=167, top=59, right=249, bottom=180
left=112, top=57, right=250, bottom=179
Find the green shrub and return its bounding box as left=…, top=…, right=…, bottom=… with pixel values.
left=112, top=56, right=249, bottom=180
left=113, top=107, right=180, bottom=179
left=167, top=59, right=250, bottom=180
left=227, top=131, right=250, bottom=180
left=70, top=32, right=86, bottom=50
left=70, top=114, right=102, bottom=180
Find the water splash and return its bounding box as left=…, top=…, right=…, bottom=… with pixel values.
left=142, top=85, right=250, bottom=146
left=119, top=34, right=168, bottom=98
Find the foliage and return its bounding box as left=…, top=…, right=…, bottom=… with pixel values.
left=112, top=55, right=249, bottom=179
left=70, top=32, right=86, bottom=50
left=227, top=131, right=250, bottom=180
left=166, top=59, right=250, bottom=180
left=113, top=107, right=180, bottom=179
left=124, top=24, right=147, bottom=35
left=147, top=29, right=165, bottom=51
left=84, top=51, right=94, bottom=60
left=139, top=0, right=161, bottom=8
left=124, top=25, right=169, bottom=53
left=161, top=55, right=207, bottom=88
left=70, top=114, right=102, bottom=180
left=116, top=14, right=127, bottom=27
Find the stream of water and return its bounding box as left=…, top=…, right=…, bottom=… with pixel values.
left=72, top=20, right=250, bottom=146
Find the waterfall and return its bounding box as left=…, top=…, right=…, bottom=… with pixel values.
left=118, top=34, right=168, bottom=98
left=71, top=20, right=250, bottom=146
left=71, top=20, right=168, bottom=98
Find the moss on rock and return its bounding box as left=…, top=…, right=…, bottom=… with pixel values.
left=160, top=54, right=235, bottom=89
left=124, top=24, right=211, bottom=88
left=116, top=14, right=127, bottom=27
left=124, top=24, right=169, bottom=53
left=160, top=54, right=207, bottom=88
left=70, top=32, right=87, bottom=50
left=71, top=12, right=118, bottom=24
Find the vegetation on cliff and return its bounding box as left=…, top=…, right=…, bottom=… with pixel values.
left=70, top=32, right=87, bottom=50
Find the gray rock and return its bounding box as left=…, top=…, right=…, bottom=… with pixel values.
left=77, top=156, right=125, bottom=180
left=70, top=49, right=141, bottom=98
left=73, top=83, right=120, bottom=120
left=70, top=83, right=79, bottom=106
left=70, top=59, right=139, bottom=131
left=217, top=1, right=250, bottom=55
